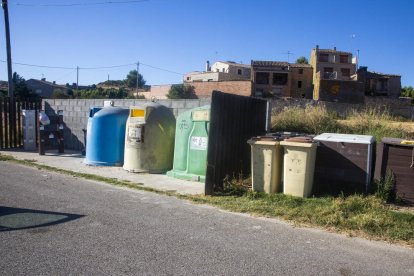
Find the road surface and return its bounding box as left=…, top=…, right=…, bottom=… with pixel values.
left=1, top=162, right=413, bottom=275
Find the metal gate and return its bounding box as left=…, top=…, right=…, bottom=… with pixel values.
left=0, top=97, right=41, bottom=149
left=205, top=91, right=268, bottom=195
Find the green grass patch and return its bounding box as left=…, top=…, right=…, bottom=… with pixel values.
left=1, top=153, right=413, bottom=247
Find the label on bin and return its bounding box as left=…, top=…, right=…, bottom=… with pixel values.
left=190, top=136, right=207, bottom=150
left=128, top=125, right=144, bottom=143
left=192, top=110, right=210, bottom=121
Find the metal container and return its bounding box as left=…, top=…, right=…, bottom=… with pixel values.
left=123, top=103, right=176, bottom=173
left=280, top=137, right=317, bottom=198
left=313, top=133, right=375, bottom=195
left=375, top=137, right=414, bottom=204
left=167, top=106, right=210, bottom=181
left=22, top=110, right=36, bottom=151
left=84, top=106, right=129, bottom=166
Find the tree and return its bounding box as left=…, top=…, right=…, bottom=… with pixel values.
left=166, top=84, right=196, bottom=99
left=12, top=72, right=37, bottom=99
left=295, top=56, right=309, bottom=64
left=124, top=70, right=146, bottom=88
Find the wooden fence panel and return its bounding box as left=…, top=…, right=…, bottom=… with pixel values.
left=0, top=97, right=41, bottom=149
left=205, top=91, right=268, bottom=195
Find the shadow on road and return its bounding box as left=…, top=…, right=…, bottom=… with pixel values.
left=0, top=206, right=84, bottom=232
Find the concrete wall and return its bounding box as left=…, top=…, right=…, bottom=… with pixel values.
left=43, top=96, right=413, bottom=151
left=42, top=98, right=211, bottom=151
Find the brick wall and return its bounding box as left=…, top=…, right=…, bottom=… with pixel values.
left=190, top=81, right=252, bottom=98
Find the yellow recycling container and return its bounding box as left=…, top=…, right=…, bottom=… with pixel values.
left=280, top=137, right=317, bottom=198
left=248, top=136, right=283, bottom=194
left=123, top=103, right=176, bottom=173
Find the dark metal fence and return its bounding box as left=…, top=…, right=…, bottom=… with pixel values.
left=205, top=91, right=268, bottom=195
left=0, top=97, right=41, bottom=149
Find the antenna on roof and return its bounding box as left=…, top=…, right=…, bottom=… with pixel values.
left=283, top=51, right=294, bottom=63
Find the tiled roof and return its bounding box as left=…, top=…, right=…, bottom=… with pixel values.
left=366, top=71, right=401, bottom=78
left=251, top=60, right=312, bottom=68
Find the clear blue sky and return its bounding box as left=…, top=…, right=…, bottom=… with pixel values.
left=1, top=0, right=413, bottom=86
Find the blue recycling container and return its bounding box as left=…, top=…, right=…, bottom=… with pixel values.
left=84, top=106, right=129, bottom=166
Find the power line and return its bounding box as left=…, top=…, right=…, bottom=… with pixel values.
left=140, top=62, right=183, bottom=75
left=15, top=0, right=149, bottom=7
left=79, top=63, right=136, bottom=70
left=0, top=60, right=75, bottom=69
left=0, top=59, right=183, bottom=75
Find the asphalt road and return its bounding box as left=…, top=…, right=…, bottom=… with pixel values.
left=1, top=162, right=413, bottom=275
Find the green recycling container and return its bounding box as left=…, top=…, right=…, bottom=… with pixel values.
left=167, top=105, right=210, bottom=182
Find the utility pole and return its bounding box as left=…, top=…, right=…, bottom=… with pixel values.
left=76, top=66, right=79, bottom=92
left=356, top=49, right=360, bottom=70
left=2, top=0, right=13, bottom=100
left=136, top=61, right=139, bottom=97
left=136, top=61, right=140, bottom=89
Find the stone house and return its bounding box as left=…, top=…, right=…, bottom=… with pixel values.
left=356, top=67, right=401, bottom=98
left=251, top=61, right=313, bottom=98
left=309, top=45, right=357, bottom=83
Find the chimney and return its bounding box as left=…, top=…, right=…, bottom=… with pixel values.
left=333, top=46, right=337, bottom=51
left=205, top=60, right=210, bottom=72
left=41, top=78, right=46, bottom=81
left=53, top=81, right=56, bottom=84
left=316, top=45, right=319, bottom=50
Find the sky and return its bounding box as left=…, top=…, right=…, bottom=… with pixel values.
left=0, top=0, right=413, bottom=86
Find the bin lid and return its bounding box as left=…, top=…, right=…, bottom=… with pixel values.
left=247, top=136, right=282, bottom=145
left=313, top=133, right=375, bottom=144
left=284, top=136, right=313, bottom=143
left=250, top=136, right=283, bottom=142
left=382, top=137, right=414, bottom=147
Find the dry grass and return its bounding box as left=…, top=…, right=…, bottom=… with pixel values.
left=271, top=105, right=413, bottom=141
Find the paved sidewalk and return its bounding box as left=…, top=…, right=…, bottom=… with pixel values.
left=0, top=149, right=204, bottom=195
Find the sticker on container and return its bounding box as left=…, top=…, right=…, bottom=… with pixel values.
left=192, top=110, right=210, bottom=121
left=190, top=136, right=207, bottom=150
left=128, top=125, right=144, bottom=142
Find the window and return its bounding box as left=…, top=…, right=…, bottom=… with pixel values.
left=323, top=67, right=334, bottom=79
left=186, top=77, right=190, bottom=81
left=340, top=55, right=349, bottom=63
left=273, top=73, right=288, bottom=85
left=298, top=68, right=303, bottom=74
left=237, top=69, right=242, bottom=75
left=319, top=54, right=329, bottom=62
left=324, top=67, right=333, bottom=73
left=298, top=81, right=302, bottom=88
left=341, top=68, right=350, bottom=77
left=256, top=72, right=269, bottom=84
